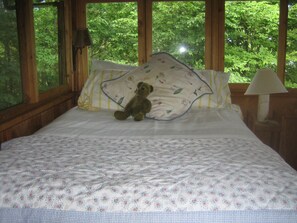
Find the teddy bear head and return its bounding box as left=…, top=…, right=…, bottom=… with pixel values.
left=135, top=82, right=153, bottom=97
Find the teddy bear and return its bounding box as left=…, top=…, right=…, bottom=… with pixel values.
left=114, top=82, right=153, bottom=121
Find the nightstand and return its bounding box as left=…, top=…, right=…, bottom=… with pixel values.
left=252, top=120, right=281, bottom=153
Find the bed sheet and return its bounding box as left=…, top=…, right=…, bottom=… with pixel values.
left=35, top=106, right=255, bottom=140
left=1, top=107, right=297, bottom=223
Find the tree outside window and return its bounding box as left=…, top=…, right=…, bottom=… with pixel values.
left=87, top=2, right=138, bottom=65
left=225, top=1, right=280, bottom=83
left=0, top=0, right=22, bottom=111
left=152, top=1, right=206, bottom=69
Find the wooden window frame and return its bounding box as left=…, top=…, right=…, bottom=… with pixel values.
left=35, top=1, right=72, bottom=101
left=83, top=0, right=291, bottom=91
left=0, top=1, right=72, bottom=115
left=1, top=0, right=294, bottom=121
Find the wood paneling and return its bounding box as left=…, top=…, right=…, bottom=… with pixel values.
left=0, top=93, right=75, bottom=144
left=252, top=120, right=281, bottom=153
left=280, top=108, right=297, bottom=170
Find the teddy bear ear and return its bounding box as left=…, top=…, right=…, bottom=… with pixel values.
left=137, top=82, right=144, bottom=88
left=150, top=85, right=154, bottom=92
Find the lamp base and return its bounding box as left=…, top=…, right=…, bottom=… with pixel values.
left=257, top=94, right=269, bottom=122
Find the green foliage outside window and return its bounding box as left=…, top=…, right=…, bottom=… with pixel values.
left=87, top=3, right=138, bottom=65
left=87, top=1, right=296, bottom=87
left=152, top=1, right=205, bottom=68
left=34, top=5, right=60, bottom=92
left=0, top=1, right=22, bottom=111
left=225, top=1, right=280, bottom=83
left=225, top=1, right=297, bottom=87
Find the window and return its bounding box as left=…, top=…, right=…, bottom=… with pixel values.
left=285, top=1, right=297, bottom=88
left=152, top=1, right=206, bottom=68
left=33, top=1, right=66, bottom=92
left=225, top=1, right=280, bottom=83
left=86, top=2, right=138, bottom=65
left=0, top=0, right=22, bottom=111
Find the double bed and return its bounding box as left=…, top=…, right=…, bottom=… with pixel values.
left=1, top=53, right=297, bottom=223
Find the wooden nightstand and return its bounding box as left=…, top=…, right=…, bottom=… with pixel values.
left=252, top=120, right=281, bottom=153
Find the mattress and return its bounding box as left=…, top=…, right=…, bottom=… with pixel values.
left=1, top=107, right=297, bottom=223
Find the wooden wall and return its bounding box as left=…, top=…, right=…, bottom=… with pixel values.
left=0, top=93, right=74, bottom=145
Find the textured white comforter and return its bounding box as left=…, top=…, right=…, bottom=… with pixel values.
left=1, top=108, right=297, bottom=213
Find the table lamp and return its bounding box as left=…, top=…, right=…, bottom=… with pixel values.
left=245, top=68, right=288, bottom=122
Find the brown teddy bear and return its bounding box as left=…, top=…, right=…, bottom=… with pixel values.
left=114, top=82, right=153, bottom=121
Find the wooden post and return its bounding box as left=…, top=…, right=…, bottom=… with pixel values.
left=17, top=0, right=39, bottom=103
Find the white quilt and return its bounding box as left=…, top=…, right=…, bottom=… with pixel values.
left=1, top=108, right=297, bottom=213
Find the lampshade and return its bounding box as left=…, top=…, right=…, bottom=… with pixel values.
left=245, top=68, right=288, bottom=95
left=73, top=29, right=92, bottom=49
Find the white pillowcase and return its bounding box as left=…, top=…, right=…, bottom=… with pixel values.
left=101, top=52, right=213, bottom=120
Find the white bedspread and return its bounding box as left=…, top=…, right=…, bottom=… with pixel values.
left=36, top=107, right=255, bottom=139
left=1, top=107, right=297, bottom=214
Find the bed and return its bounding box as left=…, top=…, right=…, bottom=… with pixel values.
left=1, top=53, right=297, bottom=223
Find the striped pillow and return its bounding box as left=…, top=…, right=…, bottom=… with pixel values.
left=78, top=68, right=128, bottom=111
left=192, top=70, right=231, bottom=109
left=78, top=59, right=136, bottom=111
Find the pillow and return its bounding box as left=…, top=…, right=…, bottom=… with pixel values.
left=101, top=52, right=213, bottom=121
left=192, top=70, right=231, bottom=109
left=78, top=59, right=135, bottom=111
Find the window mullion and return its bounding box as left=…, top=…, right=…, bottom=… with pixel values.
left=17, top=0, right=39, bottom=104
left=277, top=0, right=288, bottom=83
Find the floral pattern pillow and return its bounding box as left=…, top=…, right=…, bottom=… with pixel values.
left=101, top=52, right=213, bottom=121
